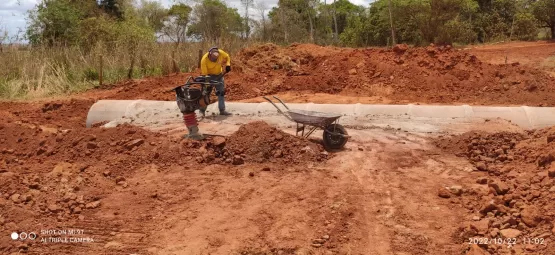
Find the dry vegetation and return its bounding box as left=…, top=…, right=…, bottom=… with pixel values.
left=0, top=40, right=248, bottom=99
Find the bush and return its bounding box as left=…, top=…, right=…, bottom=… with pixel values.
left=513, top=13, right=539, bottom=41
left=84, top=68, right=99, bottom=81
left=437, top=19, right=476, bottom=45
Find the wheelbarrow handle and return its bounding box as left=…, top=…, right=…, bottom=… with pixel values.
left=263, top=96, right=294, bottom=122
left=262, top=96, right=283, bottom=113
left=272, top=96, right=290, bottom=110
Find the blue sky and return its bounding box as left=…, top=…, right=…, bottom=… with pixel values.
left=0, top=0, right=373, bottom=41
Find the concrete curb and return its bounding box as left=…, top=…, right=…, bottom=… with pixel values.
left=86, top=100, right=555, bottom=129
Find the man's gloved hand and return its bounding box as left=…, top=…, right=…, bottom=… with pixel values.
left=225, top=66, right=231, bottom=73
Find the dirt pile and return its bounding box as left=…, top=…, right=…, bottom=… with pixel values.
left=1, top=99, right=95, bottom=129
left=434, top=130, right=555, bottom=254
left=229, top=43, right=555, bottom=105
left=0, top=103, right=330, bottom=254
left=88, top=43, right=555, bottom=106
left=187, top=121, right=328, bottom=165
left=235, top=43, right=315, bottom=72
left=0, top=119, right=189, bottom=225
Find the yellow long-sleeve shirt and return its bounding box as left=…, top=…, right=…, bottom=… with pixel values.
left=200, top=49, right=231, bottom=75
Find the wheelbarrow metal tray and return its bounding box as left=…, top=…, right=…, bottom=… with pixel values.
left=288, top=109, right=341, bottom=126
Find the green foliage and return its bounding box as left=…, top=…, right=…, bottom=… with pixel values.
left=26, top=0, right=84, bottom=46
left=187, top=0, right=244, bottom=42
left=438, top=19, right=477, bottom=44
left=338, top=0, right=541, bottom=46
left=532, top=0, right=555, bottom=39
left=163, top=3, right=193, bottom=44
left=332, top=0, right=365, bottom=35
left=83, top=68, right=99, bottom=81
left=99, top=0, right=125, bottom=20
left=27, top=0, right=156, bottom=50
left=138, top=0, right=168, bottom=31
left=514, top=12, right=539, bottom=41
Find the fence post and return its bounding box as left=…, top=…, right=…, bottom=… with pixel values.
left=198, top=49, right=203, bottom=68
left=99, top=54, right=103, bottom=86
left=172, top=51, right=179, bottom=73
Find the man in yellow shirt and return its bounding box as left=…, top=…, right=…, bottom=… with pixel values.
left=200, top=47, right=232, bottom=116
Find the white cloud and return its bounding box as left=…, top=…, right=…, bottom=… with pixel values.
left=0, top=0, right=38, bottom=40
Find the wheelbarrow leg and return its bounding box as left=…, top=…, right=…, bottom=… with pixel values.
left=296, top=122, right=306, bottom=136
left=305, top=126, right=318, bottom=138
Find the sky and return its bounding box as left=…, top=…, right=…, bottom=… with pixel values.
left=0, top=0, right=373, bottom=41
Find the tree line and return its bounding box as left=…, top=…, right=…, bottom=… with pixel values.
left=24, top=0, right=555, bottom=50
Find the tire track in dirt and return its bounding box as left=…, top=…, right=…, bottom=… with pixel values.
left=327, top=130, right=471, bottom=254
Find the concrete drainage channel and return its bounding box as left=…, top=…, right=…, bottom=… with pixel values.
left=86, top=100, right=555, bottom=136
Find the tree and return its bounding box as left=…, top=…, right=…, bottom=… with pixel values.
left=26, top=0, right=85, bottom=46
left=138, top=0, right=168, bottom=32
left=99, top=0, right=125, bottom=20
left=268, top=0, right=319, bottom=43
left=241, top=0, right=254, bottom=39
left=254, top=1, right=269, bottom=41
left=513, top=12, right=539, bottom=40
left=187, top=0, right=244, bottom=43
left=327, top=0, right=364, bottom=36
left=0, top=21, right=7, bottom=52
left=533, top=0, right=555, bottom=39
left=162, top=3, right=192, bottom=47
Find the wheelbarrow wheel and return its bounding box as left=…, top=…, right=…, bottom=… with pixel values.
left=323, top=124, right=348, bottom=151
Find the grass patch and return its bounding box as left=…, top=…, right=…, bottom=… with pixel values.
left=0, top=39, right=247, bottom=100
left=541, top=56, right=555, bottom=69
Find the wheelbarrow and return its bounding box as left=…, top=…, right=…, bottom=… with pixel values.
left=263, top=96, right=350, bottom=150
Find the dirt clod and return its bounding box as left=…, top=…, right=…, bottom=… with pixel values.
left=87, top=142, right=98, bottom=149
left=476, top=177, right=488, bottom=184
left=85, top=201, right=101, bottom=209
left=548, top=166, right=555, bottom=178
left=232, top=156, right=244, bottom=165
left=500, top=228, right=521, bottom=238
left=212, top=137, right=226, bottom=147
left=125, top=139, right=144, bottom=150
left=476, top=162, right=487, bottom=171
left=10, top=194, right=20, bottom=203
left=466, top=244, right=490, bottom=255
left=48, top=204, right=61, bottom=213
left=449, top=185, right=463, bottom=196
left=488, top=181, right=510, bottom=195
left=438, top=188, right=451, bottom=198
left=521, top=206, right=542, bottom=227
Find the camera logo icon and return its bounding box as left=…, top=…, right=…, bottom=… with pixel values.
left=11, top=232, right=37, bottom=241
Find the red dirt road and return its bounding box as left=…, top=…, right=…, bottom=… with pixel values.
left=468, top=41, right=555, bottom=76
left=1, top=43, right=555, bottom=255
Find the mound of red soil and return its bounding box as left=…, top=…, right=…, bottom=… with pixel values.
left=434, top=130, right=555, bottom=254
left=231, top=43, right=555, bottom=105
left=0, top=118, right=189, bottom=226
left=186, top=121, right=328, bottom=165
left=0, top=99, right=95, bottom=129
left=89, top=43, right=555, bottom=106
